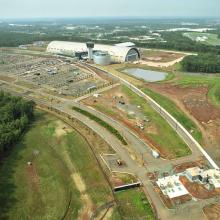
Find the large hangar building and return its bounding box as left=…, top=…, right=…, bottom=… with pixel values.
left=47, top=41, right=140, bottom=63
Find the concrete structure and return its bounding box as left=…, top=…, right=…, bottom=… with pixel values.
left=156, top=175, right=189, bottom=199
left=47, top=41, right=140, bottom=63
left=202, top=169, right=220, bottom=187
left=86, top=42, right=94, bottom=61
left=93, top=51, right=111, bottom=66
left=185, top=167, right=220, bottom=188
left=185, top=167, right=203, bottom=181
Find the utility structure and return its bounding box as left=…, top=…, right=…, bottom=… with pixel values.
left=86, top=42, right=95, bottom=61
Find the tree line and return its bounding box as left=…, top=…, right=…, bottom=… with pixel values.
left=0, top=91, right=35, bottom=156
left=1, top=30, right=220, bottom=55
left=181, top=54, right=220, bottom=73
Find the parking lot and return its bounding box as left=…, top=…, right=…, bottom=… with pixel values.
left=0, top=52, right=109, bottom=97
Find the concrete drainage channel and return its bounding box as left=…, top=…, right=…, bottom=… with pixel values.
left=114, top=182, right=142, bottom=192
left=86, top=64, right=219, bottom=170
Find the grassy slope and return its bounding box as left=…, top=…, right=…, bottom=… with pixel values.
left=122, top=85, right=190, bottom=158
left=0, top=111, right=113, bottom=219
left=141, top=86, right=203, bottom=143
left=72, top=106, right=127, bottom=145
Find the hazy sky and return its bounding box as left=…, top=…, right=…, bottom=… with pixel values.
left=0, top=0, right=219, bottom=19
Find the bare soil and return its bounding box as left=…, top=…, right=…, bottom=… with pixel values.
left=141, top=50, right=184, bottom=63
left=72, top=173, right=94, bottom=220
left=55, top=120, right=72, bottom=137
left=204, top=204, right=220, bottom=220
left=173, top=158, right=208, bottom=173
left=27, top=163, right=40, bottom=192
left=146, top=83, right=220, bottom=164
left=0, top=75, right=15, bottom=83
left=180, top=176, right=220, bottom=199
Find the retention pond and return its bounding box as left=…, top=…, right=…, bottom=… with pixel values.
left=123, top=68, right=168, bottom=82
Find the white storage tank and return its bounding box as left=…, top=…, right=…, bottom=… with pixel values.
left=152, top=150, right=160, bottom=159
left=93, top=51, right=111, bottom=66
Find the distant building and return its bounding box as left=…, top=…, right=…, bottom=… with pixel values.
left=114, top=42, right=136, bottom=47
left=47, top=41, right=140, bottom=63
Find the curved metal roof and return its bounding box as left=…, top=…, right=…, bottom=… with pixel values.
left=47, top=41, right=140, bottom=62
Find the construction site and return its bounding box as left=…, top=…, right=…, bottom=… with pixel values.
left=0, top=39, right=220, bottom=220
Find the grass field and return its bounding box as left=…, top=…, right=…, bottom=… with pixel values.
left=121, top=85, right=190, bottom=158
left=183, top=32, right=220, bottom=46
left=115, top=188, right=154, bottom=220
left=0, top=110, right=155, bottom=219
left=0, top=111, right=113, bottom=219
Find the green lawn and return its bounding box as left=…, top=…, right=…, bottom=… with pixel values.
left=122, top=85, right=191, bottom=158
left=115, top=188, right=154, bottom=220
left=0, top=111, right=113, bottom=219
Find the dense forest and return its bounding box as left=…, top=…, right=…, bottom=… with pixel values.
left=181, top=54, right=220, bottom=73
left=0, top=91, right=35, bottom=156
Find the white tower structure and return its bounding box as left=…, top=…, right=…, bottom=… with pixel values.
left=86, top=42, right=95, bottom=61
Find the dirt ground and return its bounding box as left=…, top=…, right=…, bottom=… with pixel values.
left=180, top=176, right=220, bottom=199
left=146, top=83, right=220, bottom=164
left=72, top=173, right=94, bottom=220
left=55, top=120, right=72, bottom=137
left=141, top=50, right=184, bottom=63
left=173, top=158, right=208, bottom=173
left=203, top=204, right=220, bottom=220
left=27, top=163, right=40, bottom=192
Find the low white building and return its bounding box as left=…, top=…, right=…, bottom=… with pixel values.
left=203, top=169, right=220, bottom=188
left=156, top=175, right=189, bottom=199
left=185, top=167, right=220, bottom=188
